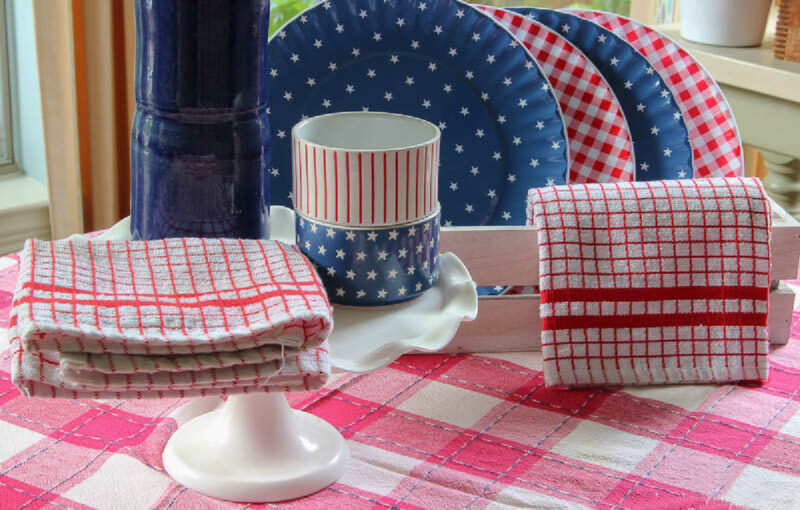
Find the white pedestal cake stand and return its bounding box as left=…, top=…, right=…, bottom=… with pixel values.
left=92, top=207, right=478, bottom=503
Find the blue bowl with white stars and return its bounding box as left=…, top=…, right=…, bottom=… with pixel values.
left=296, top=206, right=441, bottom=306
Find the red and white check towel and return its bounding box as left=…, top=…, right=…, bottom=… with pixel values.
left=9, top=237, right=333, bottom=398
left=528, top=178, right=772, bottom=387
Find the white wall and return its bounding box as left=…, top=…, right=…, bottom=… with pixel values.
left=7, top=0, right=47, bottom=185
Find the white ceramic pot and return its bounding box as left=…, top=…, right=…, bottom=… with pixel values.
left=680, top=0, right=772, bottom=47
left=291, top=111, right=440, bottom=227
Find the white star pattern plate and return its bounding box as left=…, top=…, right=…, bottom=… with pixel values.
left=569, top=9, right=744, bottom=178
left=267, top=0, right=569, bottom=227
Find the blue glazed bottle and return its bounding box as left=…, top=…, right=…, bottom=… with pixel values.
left=131, top=0, right=270, bottom=240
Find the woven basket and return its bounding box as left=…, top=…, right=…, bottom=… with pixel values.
left=775, top=0, right=800, bottom=61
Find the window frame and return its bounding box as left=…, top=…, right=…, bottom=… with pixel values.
left=0, top=0, right=17, bottom=175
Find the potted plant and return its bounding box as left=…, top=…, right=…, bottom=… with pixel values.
left=680, top=0, right=773, bottom=47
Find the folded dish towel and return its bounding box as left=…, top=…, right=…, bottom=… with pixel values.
left=528, top=178, right=771, bottom=387
left=9, top=237, right=333, bottom=398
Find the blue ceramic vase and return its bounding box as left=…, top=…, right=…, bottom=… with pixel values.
left=131, top=0, right=270, bottom=240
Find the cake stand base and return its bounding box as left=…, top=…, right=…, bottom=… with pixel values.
left=162, top=392, right=349, bottom=503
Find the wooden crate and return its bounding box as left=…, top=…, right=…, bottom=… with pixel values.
left=436, top=198, right=800, bottom=353
left=775, top=0, right=800, bottom=62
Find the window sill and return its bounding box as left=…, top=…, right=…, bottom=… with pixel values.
left=0, top=171, right=50, bottom=255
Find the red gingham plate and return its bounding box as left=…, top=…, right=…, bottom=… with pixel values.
left=569, top=9, right=744, bottom=178
left=480, top=6, right=635, bottom=184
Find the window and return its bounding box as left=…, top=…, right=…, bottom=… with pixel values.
left=0, top=0, right=14, bottom=174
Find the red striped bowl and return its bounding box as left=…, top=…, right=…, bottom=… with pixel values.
left=291, top=112, right=440, bottom=227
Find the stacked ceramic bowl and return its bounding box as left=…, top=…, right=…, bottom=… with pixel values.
left=292, top=112, right=441, bottom=306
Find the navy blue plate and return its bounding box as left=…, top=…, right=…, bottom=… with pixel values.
left=510, top=7, right=693, bottom=180
left=267, top=0, right=569, bottom=227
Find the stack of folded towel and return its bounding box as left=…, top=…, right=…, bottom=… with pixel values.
left=528, top=178, right=772, bottom=387
left=9, top=237, right=333, bottom=399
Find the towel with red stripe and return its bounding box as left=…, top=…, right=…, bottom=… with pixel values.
left=9, top=237, right=333, bottom=398
left=527, top=178, right=772, bottom=387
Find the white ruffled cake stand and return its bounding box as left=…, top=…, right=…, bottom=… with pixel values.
left=91, top=206, right=478, bottom=503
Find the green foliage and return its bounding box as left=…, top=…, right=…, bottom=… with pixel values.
left=571, top=0, right=630, bottom=15
left=270, top=0, right=317, bottom=37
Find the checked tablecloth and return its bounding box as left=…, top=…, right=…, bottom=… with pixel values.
left=1, top=249, right=800, bottom=509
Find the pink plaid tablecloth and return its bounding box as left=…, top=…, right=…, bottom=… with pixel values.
left=2, top=250, right=800, bottom=509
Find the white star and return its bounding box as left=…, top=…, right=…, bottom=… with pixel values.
left=419, top=2, right=427, bottom=10
left=673, top=112, right=681, bottom=120
left=497, top=115, right=506, bottom=124
left=486, top=54, right=495, bottom=64
left=493, top=152, right=502, bottom=160
left=356, top=290, right=366, bottom=299
left=398, top=248, right=407, bottom=258
left=326, top=266, right=335, bottom=276
left=384, top=92, right=393, bottom=101
left=345, top=231, right=356, bottom=241
left=356, top=251, right=367, bottom=261
left=472, top=32, right=481, bottom=41
left=322, top=98, right=331, bottom=108
left=663, top=148, right=672, bottom=157
left=389, top=55, right=399, bottom=64
left=367, top=69, right=376, bottom=78
left=661, top=89, right=670, bottom=98
left=336, top=249, right=345, bottom=259
left=481, top=92, right=489, bottom=101
left=301, top=114, right=309, bottom=121
left=367, top=270, right=377, bottom=280
left=290, top=53, right=300, bottom=63
left=433, top=25, right=442, bottom=35
left=388, top=230, right=399, bottom=240
left=610, top=56, right=619, bottom=66
left=411, top=40, right=420, bottom=49
left=476, top=129, right=485, bottom=138
left=470, top=166, right=479, bottom=175
left=530, top=158, right=539, bottom=168
left=416, top=244, right=423, bottom=254
left=396, top=17, right=405, bottom=27
left=651, top=126, right=660, bottom=135
left=270, top=167, right=279, bottom=177
left=336, top=288, right=345, bottom=297
left=541, top=83, right=549, bottom=92
left=503, top=77, right=512, bottom=86
left=422, top=99, right=431, bottom=109
left=502, top=211, right=511, bottom=221
left=449, top=47, right=458, bottom=57
left=317, top=245, right=326, bottom=255
left=422, top=260, right=429, bottom=269
left=524, top=61, right=533, bottom=70
left=408, top=227, right=416, bottom=236
left=373, top=32, right=382, bottom=42
left=345, top=84, right=355, bottom=94
left=454, top=144, right=464, bottom=153
left=278, top=31, right=286, bottom=39
left=546, top=177, right=555, bottom=186
left=328, top=61, right=337, bottom=71
left=456, top=8, right=465, bottom=17
left=428, top=62, right=437, bottom=71
left=367, top=231, right=378, bottom=241
left=388, top=269, right=398, bottom=279
left=283, top=91, right=293, bottom=101
left=405, top=76, right=414, bottom=85
left=465, top=204, right=473, bottom=213
left=518, top=98, right=528, bottom=108
left=408, top=266, right=417, bottom=275
left=300, top=15, right=308, bottom=23
left=377, top=289, right=387, bottom=298
left=398, top=286, right=407, bottom=296
left=335, top=24, right=344, bottom=33
left=444, top=220, right=453, bottom=227
left=598, top=34, right=607, bottom=43
left=678, top=170, right=687, bottom=178
left=322, top=1, right=331, bottom=8
left=438, top=121, right=446, bottom=130
left=269, top=68, right=278, bottom=77
left=325, top=228, right=335, bottom=238
left=487, top=189, right=496, bottom=198
left=361, top=106, right=370, bottom=111
left=310, top=223, right=318, bottom=233
left=624, top=81, right=633, bottom=89
left=443, top=84, right=453, bottom=93
left=351, top=47, right=361, bottom=57
left=507, top=174, right=516, bottom=182
left=551, top=141, right=561, bottom=150
left=304, top=240, right=311, bottom=250
left=313, top=39, right=323, bottom=49
left=460, top=107, right=469, bottom=116
left=415, top=282, right=423, bottom=291
left=636, top=103, right=646, bottom=112
left=377, top=250, right=388, bottom=260
left=640, top=162, right=650, bottom=171
left=277, top=130, right=286, bottom=139
left=536, top=120, right=545, bottom=130
left=646, top=67, right=655, bottom=75
left=561, top=23, right=570, bottom=33
left=449, top=181, right=458, bottom=191
left=346, top=270, right=356, bottom=280
left=359, top=9, right=367, bottom=18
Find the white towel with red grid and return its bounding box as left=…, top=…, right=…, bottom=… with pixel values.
left=9, top=237, right=333, bottom=398
left=527, top=178, right=772, bottom=387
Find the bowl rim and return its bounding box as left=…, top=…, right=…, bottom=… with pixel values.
left=291, top=111, right=441, bottom=153
left=296, top=203, right=441, bottom=231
